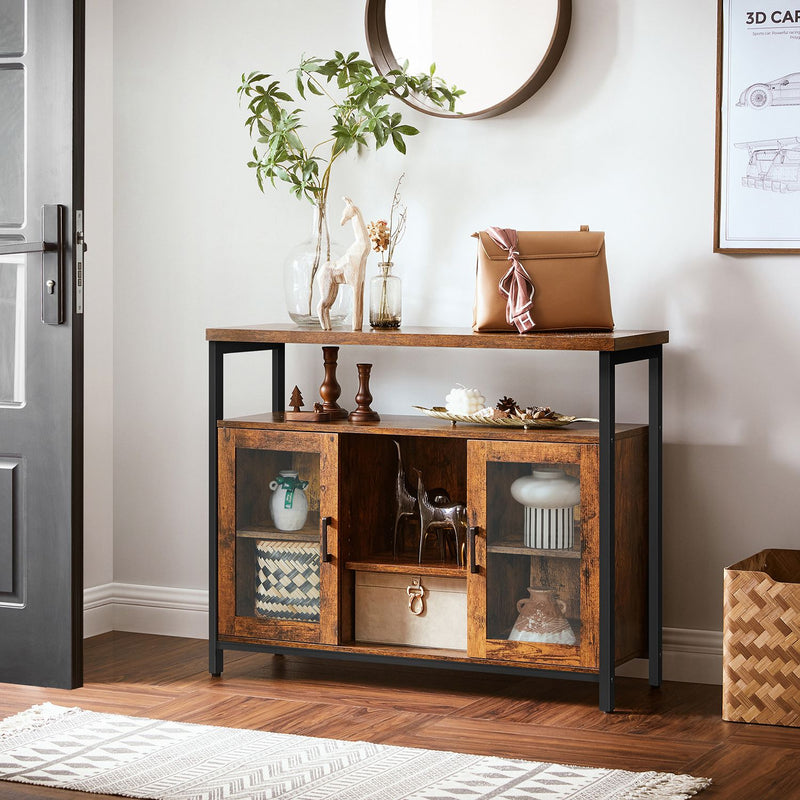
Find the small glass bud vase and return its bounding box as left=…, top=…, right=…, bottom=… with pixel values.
left=369, top=261, right=402, bottom=328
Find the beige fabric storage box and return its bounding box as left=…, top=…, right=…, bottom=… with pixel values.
left=355, top=572, right=467, bottom=650
left=723, top=549, right=800, bottom=727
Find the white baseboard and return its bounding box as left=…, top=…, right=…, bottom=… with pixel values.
left=83, top=583, right=722, bottom=685
left=616, top=628, right=723, bottom=685
left=83, top=582, right=208, bottom=640
left=83, top=584, right=115, bottom=639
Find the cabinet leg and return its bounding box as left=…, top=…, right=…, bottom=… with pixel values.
left=599, top=352, right=615, bottom=713
left=600, top=675, right=615, bottom=713
left=648, top=348, right=663, bottom=687
left=272, top=343, right=286, bottom=412
left=210, top=646, right=223, bottom=677
left=209, top=341, right=224, bottom=680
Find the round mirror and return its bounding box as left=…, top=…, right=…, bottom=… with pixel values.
left=365, top=0, right=571, bottom=119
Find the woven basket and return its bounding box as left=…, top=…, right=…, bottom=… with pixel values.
left=723, top=549, right=800, bottom=727
left=255, top=539, right=320, bottom=623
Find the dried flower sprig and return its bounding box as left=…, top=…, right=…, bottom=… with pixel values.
left=367, top=174, right=408, bottom=263
left=367, top=219, right=390, bottom=253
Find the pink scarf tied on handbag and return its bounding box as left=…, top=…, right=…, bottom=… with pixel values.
left=485, top=227, right=535, bottom=333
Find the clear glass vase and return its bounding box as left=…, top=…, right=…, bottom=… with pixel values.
left=369, top=262, right=402, bottom=328
left=283, top=202, right=351, bottom=328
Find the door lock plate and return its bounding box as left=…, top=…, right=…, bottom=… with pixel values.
left=41, top=204, right=65, bottom=325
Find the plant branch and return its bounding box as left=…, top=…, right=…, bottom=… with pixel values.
left=241, top=52, right=462, bottom=209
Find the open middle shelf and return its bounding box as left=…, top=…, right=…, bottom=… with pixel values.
left=345, top=555, right=467, bottom=578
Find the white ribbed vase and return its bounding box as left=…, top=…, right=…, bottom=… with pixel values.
left=510, top=467, right=580, bottom=550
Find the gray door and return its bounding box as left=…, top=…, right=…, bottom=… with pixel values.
left=0, top=0, right=84, bottom=687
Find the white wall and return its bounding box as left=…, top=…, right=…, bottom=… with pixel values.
left=87, top=1, right=800, bottom=660
left=83, top=0, right=114, bottom=593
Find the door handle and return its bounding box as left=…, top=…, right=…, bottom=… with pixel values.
left=320, top=516, right=333, bottom=563
left=0, top=240, right=57, bottom=255
left=0, top=204, right=65, bottom=325
left=468, top=526, right=479, bottom=574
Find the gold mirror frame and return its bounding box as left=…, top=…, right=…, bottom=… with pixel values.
left=364, top=0, right=572, bottom=120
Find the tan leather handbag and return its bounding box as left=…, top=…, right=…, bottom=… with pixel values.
left=472, top=226, right=614, bottom=333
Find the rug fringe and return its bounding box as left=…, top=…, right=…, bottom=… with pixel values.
left=0, top=703, right=79, bottom=740
left=621, top=771, right=713, bottom=799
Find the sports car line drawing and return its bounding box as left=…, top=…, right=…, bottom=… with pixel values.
left=737, top=73, right=800, bottom=108
left=735, top=137, right=800, bottom=192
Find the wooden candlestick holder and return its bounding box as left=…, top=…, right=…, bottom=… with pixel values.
left=319, top=346, right=348, bottom=420
left=348, top=363, right=380, bottom=425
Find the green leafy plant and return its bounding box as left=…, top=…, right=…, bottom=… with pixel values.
left=238, top=51, right=462, bottom=318
left=239, top=51, right=462, bottom=207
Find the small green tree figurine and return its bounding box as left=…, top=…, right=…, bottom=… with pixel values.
left=238, top=53, right=462, bottom=317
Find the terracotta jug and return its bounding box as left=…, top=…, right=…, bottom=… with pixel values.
left=508, top=587, right=577, bottom=645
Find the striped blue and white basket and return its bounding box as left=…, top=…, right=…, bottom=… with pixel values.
left=255, top=539, right=321, bottom=622
left=524, top=506, right=575, bottom=550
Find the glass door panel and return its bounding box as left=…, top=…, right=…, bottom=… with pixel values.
left=0, top=1, right=25, bottom=58
left=235, top=447, right=321, bottom=624
left=0, top=251, right=25, bottom=406
left=1, top=14, right=26, bottom=408
left=218, top=427, right=339, bottom=646
left=0, top=65, right=24, bottom=224
left=485, top=460, right=581, bottom=645
left=467, top=440, right=597, bottom=668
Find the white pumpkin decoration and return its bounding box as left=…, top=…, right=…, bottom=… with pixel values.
left=445, top=385, right=486, bottom=415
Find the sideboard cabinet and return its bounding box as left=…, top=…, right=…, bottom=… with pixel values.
left=208, top=325, right=667, bottom=712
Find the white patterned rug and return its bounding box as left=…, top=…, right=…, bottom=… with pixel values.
left=0, top=704, right=710, bottom=800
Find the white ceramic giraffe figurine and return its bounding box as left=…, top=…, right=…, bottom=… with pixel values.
left=316, top=196, right=369, bottom=331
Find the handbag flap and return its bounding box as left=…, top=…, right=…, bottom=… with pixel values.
left=477, top=229, right=605, bottom=261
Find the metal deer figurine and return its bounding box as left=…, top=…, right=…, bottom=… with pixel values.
left=392, top=440, right=417, bottom=558
left=316, top=196, right=369, bottom=331
left=415, top=469, right=467, bottom=566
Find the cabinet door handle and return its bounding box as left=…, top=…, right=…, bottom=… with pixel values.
left=468, top=526, right=479, bottom=574
left=320, top=516, right=333, bottom=563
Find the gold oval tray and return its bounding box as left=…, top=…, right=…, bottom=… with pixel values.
left=413, top=406, right=598, bottom=429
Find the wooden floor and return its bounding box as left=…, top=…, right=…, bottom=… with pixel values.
left=1, top=632, right=800, bottom=798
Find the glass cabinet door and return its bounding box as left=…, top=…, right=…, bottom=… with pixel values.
left=467, top=440, right=599, bottom=669
left=217, top=427, right=339, bottom=645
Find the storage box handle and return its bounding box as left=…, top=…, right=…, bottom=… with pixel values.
left=406, top=577, right=425, bottom=615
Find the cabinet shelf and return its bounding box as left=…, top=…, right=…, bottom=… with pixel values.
left=220, top=413, right=648, bottom=445
left=487, top=542, right=581, bottom=558
left=236, top=524, right=319, bottom=542
left=206, top=324, right=668, bottom=352
left=345, top=556, right=467, bottom=579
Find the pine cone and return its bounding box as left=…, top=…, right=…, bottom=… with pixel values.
left=496, top=396, right=518, bottom=415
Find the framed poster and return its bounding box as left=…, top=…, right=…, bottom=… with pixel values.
left=715, top=1, right=800, bottom=253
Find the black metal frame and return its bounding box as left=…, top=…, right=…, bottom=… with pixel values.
left=71, top=0, right=86, bottom=689
left=208, top=341, right=283, bottom=676
left=208, top=339, right=663, bottom=712
left=598, top=344, right=662, bottom=711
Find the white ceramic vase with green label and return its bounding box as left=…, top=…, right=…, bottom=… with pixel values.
left=269, top=470, right=309, bottom=531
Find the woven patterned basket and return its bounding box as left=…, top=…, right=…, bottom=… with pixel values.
left=255, top=539, right=320, bottom=623
left=723, top=549, right=800, bottom=727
